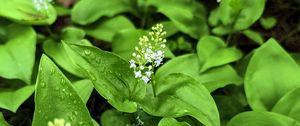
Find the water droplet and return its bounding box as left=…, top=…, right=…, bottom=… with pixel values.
left=72, top=111, right=78, bottom=115
left=84, top=50, right=91, bottom=56
left=69, top=93, right=73, bottom=96
left=68, top=115, right=75, bottom=121
left=73, top=100, right=78, bottom=104
left=55, top=86, right=59, bottom=91
left=59, top=95, right=64, bottom=100
left=50, top=68, right=55, bottom=74
left=38, top=110, right=42, bottom=113
left=60, top=79, right=66, bottom=85
left=40, top=82, right=46, bottom=88
left=62, top=89, right=66, bottom=92
left=90, top=74, right=97, bottom=81
left=78, top=121, right=84, bottom=126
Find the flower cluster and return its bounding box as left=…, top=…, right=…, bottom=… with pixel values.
left=48, top=118, right=71, bottom=126
left=130, top=24, right=167, bottom=83
left=32, top=0, right=52, bottom=11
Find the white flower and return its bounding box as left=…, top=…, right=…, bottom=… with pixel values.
left=134, top=71, right=142, bottom=78
left=33, top=0, right=52, bottom=11
left=217, top=0, right=221, bottom=3
left=47, top=118, right=71, bottom=126
left=129, top=24, right=167, bottom=84
left=141, top=76, right=150, bottom=83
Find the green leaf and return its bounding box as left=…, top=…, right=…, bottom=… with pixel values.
left=245, top=38, right=300, bottom=111
left=227, top=111, right=300, bottom=126
left=0, top=112, right=10, bottom=126
left=0, top=23, right=36, bottom=84
left=197, top=36, right=243, bottom=73
left=101, top=109, right=134, bottom=126
left=272, top=87, right=300, bottom=122
left=71, top=45, right=147, bottom=113
left=112, top=29, right=174, bottom=60
left=32, top=55, right=94, bottom=126
left=71, top=0, right=130, bottom=25
left=156, top=54, right=242, bottom=92
left=83, top=15, right=135, bottom=42
left=141, top=74, right=220, bottom=126
left=0, top=0, right=56, bottom=25
left=260, top=17, right=277, bottom=30
left=242, top=29, right=264, bottom=45
left=148, top=0, right=209, bottom=39
left=43, top=40, right=88, bottom=78
left=161, top=21, right=179, bottom=37
left=60, top=27, right=86, bottom=43
left=158, top=118, right=190, bottom=126
left=54, top=5, right=70, bottom=16
left=0, top=85, right=35, bottom=112
left=73, top=79, right=94, bottom=104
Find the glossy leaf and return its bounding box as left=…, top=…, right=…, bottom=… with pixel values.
left=71, top=0, right=130, bottom=25
left=272, top=87, right=300, bottom=122
left=0, top=112, right=10, bottom=126
left=73, top=79, right=94, bottom=104
left=83, top=15, right=135, bottom=42
left=71, top=45, right=147, bottom=113
left=156, top=54, right=242, bottom=92
left=227, top=111, right=300, bottom=126
left=197, top=36, right=242, bottom=73
left=147, top=0, right=209, bottom=39
left=141, top=74, right=220, bottom=126
left=32, top=55, right=94, bottom=126
left=158, top=118, right=190, bottom=126
left=0, top=23, right=36, bottom=84
left=0, top=0, right=56, bottom=25
left=0, top=85, right=35, bottom=112
left=245, top=38, right=300, bottom=110
left=112, top=29, right=174, bottom=61
left=242, top=29, right=264, bottom=45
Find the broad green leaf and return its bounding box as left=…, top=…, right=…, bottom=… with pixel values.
left=0, top=23, right=36, bottom=84
left=197, top=36, right=242, bottom=73
left=161, top=21, right=179, bottom=37
left=260, top=17, right=277, bottom=30
left=233, top=0, right=266, bottom=30
left=71, top=0, right=130, bottom=25
left=54, top=5, right=70, bottom=16
left=83, top=15, right=135, bottom=42
left=158, top=118, right=190, bottom=126
left=0, top=112, right=10, bottom=126
left=147, top=0, right=209, bottom=39
left=101, top=109, right=134, bottom=126
left=73, top=79, right=94, bottom=104
left=211, top=25, right=232, bottom=36
left=245, top=38, right=300, bottom=111
left=0, top=85, right=35, bottom=112
left=227, top=111, right=300, bottom=126
left=242, top=29, right=264, bottom=45
left=60, top=27, right=86, bottom=43
left=43, top=40, right=88, bottom=78
left=32, top=55, right=94, bottom=126
left=272, top=87, right=300, bottom=122
left=141, top=74, right=220, bottom=126
left=0, top=0, right=56, bottom=25
left=112, top=29, right=174, bottom=61
left=71, top=45, right=147, bottom=113
left=208, top=8, right=220, bottom=27
left=156, top=54, right=242, bottom=92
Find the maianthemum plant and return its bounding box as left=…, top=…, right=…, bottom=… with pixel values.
left=0, top=0, right=300, bottom=126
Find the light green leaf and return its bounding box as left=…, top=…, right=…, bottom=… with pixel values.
left=0, top=23, right=36, bottom=84
left=245, top=38, right=300, bottom=111
left=147, top=0, right=209, bottom=39
left=73, top=79, right=94, bottom=104
left=0, top=0, right=56, bottom=25
left=0, top=112, right=10, bottom=126
left=43, top=40, right=88, bottom=78
left=242, top=29, right=264, bottom=45
left=83, top=15, right=135, bottom=42
left=71, top=0, right=130, bottom=25
left=197, top=36, right=242, bottom=73
left=227, top=111, right=300, bottom=126
left=260, top=17, right=277, bottom=30
left=0, top=85, right=35, bottom=113
left=161, top=21, right=179, bottom=37
left=32, top=55, right=94, bottom=126
left=141, top=74, right=220, bottom=126
left=158, top=118, right=190, bottom=126
left=156, top=54, right=242, bottom=92
left=71, top=45, right=147, bottom=113
left=54, top=5, right=70, bottom=16
left=112, top=29, right=174, bottom=60
left=101, top=109, right=133, bottom=126
left=272, top=87, right=300, bottom=122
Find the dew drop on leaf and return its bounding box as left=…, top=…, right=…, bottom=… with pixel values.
left=84, top=50, right=91, bottom=56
